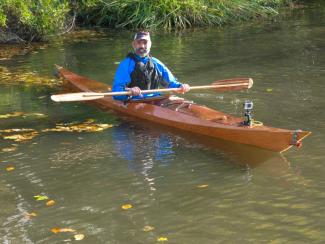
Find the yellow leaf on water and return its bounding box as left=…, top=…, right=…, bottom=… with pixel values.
left=121, top=204, right=133, bottom=210
left=51, top=227, right=76, bottom=234
left=143, top=225, right=155, bottom=232
left=74, top=234, right=85, bottom=240
left=2, top=147, right=17, bottom=152
left=0, top=128, right=35, bottom=133
left=2, top=131, right=38, bottom=142
left=266, top=88, right=273, bottom=92
left=197, top=184, right=209, bottom=188
left=0, top=112, right=24, bottom=119
left=42, top=121, right=114, bottom=133
left=157, top=237, right=168, bottom=242
left=46, top=200, right=56, bottom=206
left=25, top=212, right=37, bottom=219
left=6, top=166, right=15, bottom=172
left=29, top=113, right=46, bottom=117
left=34, top=195, right=49, bottom=201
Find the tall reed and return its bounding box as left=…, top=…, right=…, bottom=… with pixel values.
left=78, top=0, right=294, bottom=29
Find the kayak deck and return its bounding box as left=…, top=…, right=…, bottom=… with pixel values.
left=55, top=66, right=311, bottom=152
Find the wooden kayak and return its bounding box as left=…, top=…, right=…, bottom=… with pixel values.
left=55, top=66, right=311, bottom=152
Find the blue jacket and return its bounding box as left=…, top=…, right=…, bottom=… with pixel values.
left=112, top=54, right=182, bottom=101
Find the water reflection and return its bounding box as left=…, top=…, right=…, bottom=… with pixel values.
left=112, top=124, right=174, bottom=167
left=110, top=119, right=297, bottom=182
left=111, top=122, right=176, bottom=193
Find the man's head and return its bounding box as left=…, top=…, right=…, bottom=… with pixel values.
left=132, top=31, right=151, bottom=57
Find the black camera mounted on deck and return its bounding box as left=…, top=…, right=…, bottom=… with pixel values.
left=242, top=100, right=253, bottom=126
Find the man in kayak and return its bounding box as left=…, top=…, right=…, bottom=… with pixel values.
left=112, top=31, right=190, bottom=101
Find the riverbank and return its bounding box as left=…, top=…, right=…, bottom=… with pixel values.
left=0, top=0, right=300, bottom=44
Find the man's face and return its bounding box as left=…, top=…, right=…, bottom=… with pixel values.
left=132, top=39, right=151, bottom=57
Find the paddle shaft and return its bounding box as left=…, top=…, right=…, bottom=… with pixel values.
left=51, top=78, right=253, bottom=102
left=83, top=82, right=248, bottom=97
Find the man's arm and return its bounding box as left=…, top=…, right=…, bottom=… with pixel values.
left=112, top=58, right=134, bottom=101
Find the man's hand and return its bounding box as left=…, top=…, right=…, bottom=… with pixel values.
left=126, top=87, right=142, bottom=96
left=178, top=84, right=190, bottom=94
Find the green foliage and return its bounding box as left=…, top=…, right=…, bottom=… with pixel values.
left=0, top=0, right=69, bottom=41
left=0, top=0, right=295, bottom=42
left=76, top=0, right=292, bottom=30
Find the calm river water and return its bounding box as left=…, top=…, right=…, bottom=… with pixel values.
left=1, top=3, right=325, bottom=244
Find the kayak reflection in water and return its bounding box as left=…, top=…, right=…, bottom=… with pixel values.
left=112, top=31, right=190, bottom=101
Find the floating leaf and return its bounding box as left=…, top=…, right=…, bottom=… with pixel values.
left=34, top=195, right=49, bottom=201
left=3, top=131, right=38, bottom=142
left=42, top=120, right=114, bottom=133
left=0, top=65, right=62, bottom=87
left=27, top=113, right=46, bottom=117
left=197, top=184, right=209, bottom=188
left=25, top=212, right=37, bottom=219
left=266, top=88, right=273, bottom=92
left=2, top=147, right=17, bottom=152
left=0, top=128, right=35, bottom=133
left=6, top=166, right=15, bottom=172
left=46, top=200, right=56, bottom=206
left=74, top=234, right=85, bottom=240
left=143, top=225, right=155, bottom=232
left=0, top=112, right=24, bottom=119
left=51, top=228, right=76, bottom=234
left=121, top=204, right=133, bottom=210
left=157, top=237, right=168, bottom=242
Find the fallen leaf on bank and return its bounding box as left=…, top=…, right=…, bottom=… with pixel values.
left=74, top=234, right=85, bottom=240
left=6, top=166, right=15, bottom=172
left=46, top=200, right=56, bottom=206
left=157, top=237, right=168, bottom=242
left=197, top=184, right=209, bottom=188
left=34, top=195, right=49, bottom=201
left=51, top=227, right=76, bottom=234
left=121, top=204, right=133, bottom=210
left=143, top=225, right=155, bottom=232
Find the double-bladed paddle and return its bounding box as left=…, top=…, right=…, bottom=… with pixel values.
left=51, top=78, right=253, bottom=102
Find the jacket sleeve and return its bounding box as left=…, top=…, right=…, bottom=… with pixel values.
left=152, top=57, right=182, bottom=88
left=112, top=58, right=134, bottom=101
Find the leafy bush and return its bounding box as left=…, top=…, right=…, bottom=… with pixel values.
left=76, top=0, right=293, bottom=29
left=0, top=0, right=69, bottom=42
left=0, top=0, right=294, bottom=42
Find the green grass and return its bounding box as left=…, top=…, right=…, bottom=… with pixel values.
left=78, top=0, right=294, bottom=30
left=0, top=0, right=295, bottom=42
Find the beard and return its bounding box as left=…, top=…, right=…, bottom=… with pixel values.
left=135, top=47, right=150, bottom=57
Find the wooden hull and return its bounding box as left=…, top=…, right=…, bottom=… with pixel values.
left=56, top=67, right=311, bottom=152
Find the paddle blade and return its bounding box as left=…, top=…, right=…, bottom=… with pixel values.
left=51, top=92, right=104, bottom=102
left=212, top=78, right=253, bottom=91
